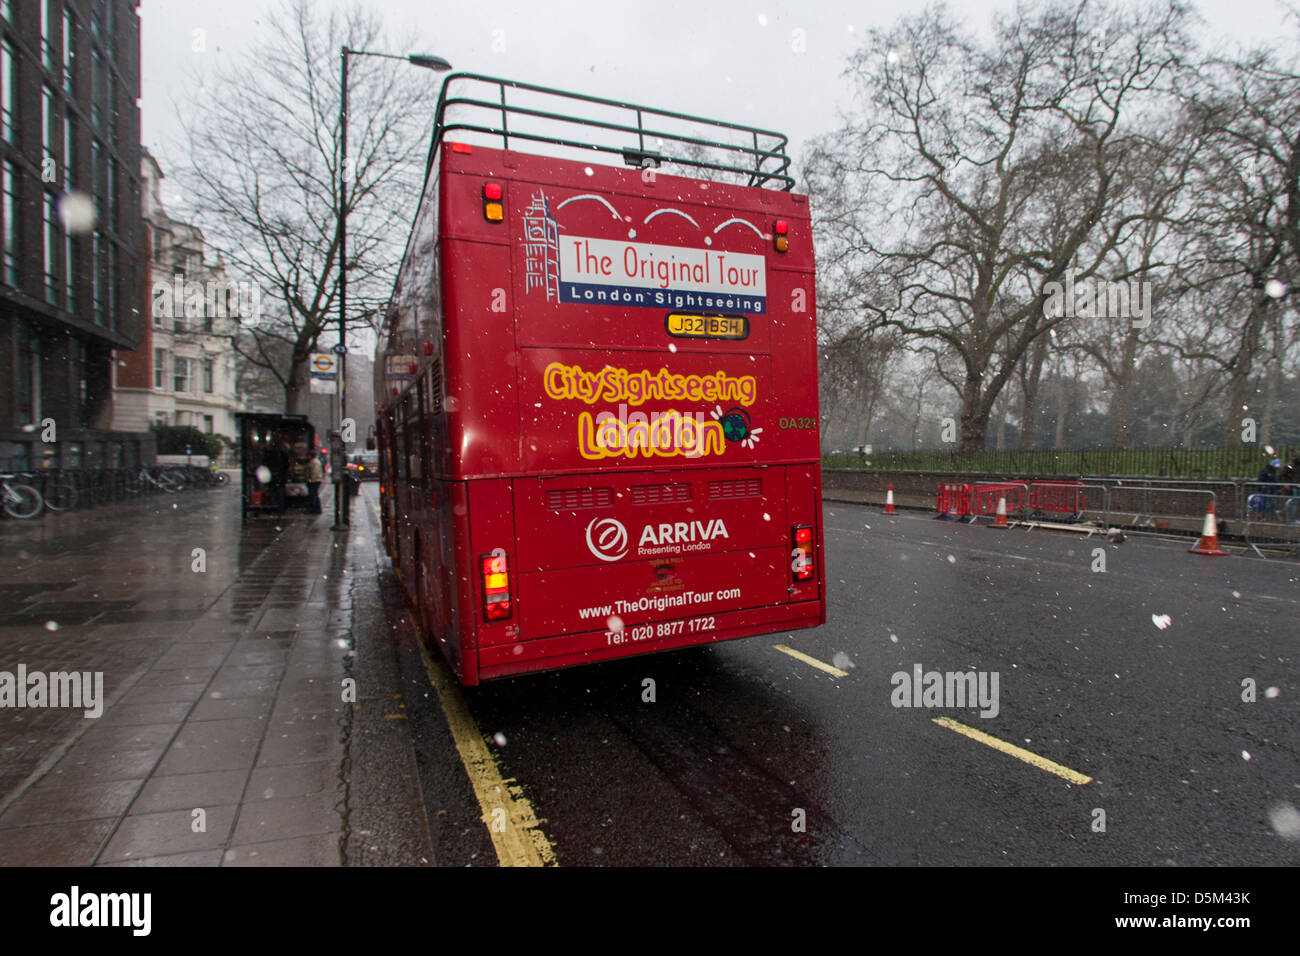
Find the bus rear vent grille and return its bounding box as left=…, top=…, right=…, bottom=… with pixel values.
left=545, top=487, right=613, bottom=510
left=631, top=482, right=692, bottom=505
left=709, top=478, right=762, bottom=499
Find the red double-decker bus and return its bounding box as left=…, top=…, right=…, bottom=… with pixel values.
left=374, top=74, right=824, bottom=684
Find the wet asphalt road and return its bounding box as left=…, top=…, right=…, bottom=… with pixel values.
left=382, top=496, right=1300, bottom=866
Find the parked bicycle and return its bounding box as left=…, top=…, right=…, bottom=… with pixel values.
left=124, top=466, right=183, bottom=494
left=1, top=472, right=44, bottom=518
left=39, top=472, right=80, bottom=512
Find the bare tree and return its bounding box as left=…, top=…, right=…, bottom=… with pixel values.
left=1181, top=46, right=1300, bottom=445
left=173, top=0, right=434, bottom=413
left=805, top=0, right=1189, bottom=451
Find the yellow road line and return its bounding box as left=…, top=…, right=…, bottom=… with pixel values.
left=932, top=717, right=1092, bottom=785
left=773, top=644, right=849, bottom=678
left=375, top=500, right=554, bottom=864
left=411, top=614, right=557, bottom=866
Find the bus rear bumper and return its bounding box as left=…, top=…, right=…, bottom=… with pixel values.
left=475, top=601, right=825, bottom=682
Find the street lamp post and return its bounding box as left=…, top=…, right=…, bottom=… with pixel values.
left=334, top=46, right=452, bottom=531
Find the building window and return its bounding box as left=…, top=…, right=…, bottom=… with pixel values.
left=63, top=113, right=73, bottom=186
left=41, top=0, right=55, bottom=72
left=44, top=193, right=59, bottom=305
left=1, top=161, right=16, bottom=286
left=153, top=348, right=166, bottom=388
left=91, top=138, right=103, bottom=219
left=92, top=231, right=104, bottom=324
left=91, top=49, right=102, bottom=130
left=42, top=85, right=56, bottom=176
left=107, top=241, right=116, bottom=331
left=107, top=159, right=116, bottom=229
left=173, top=356, right=192, bottom=393
left=1, top=41, right=15, bottom=145
left=62, top=9, right=74, bottom=95
left=203, top=415, right=214, bottom=434
left=202, top=357, right=214, bottom=393
left=64, top=230, right=75, bottom=310
left=71, top=337, right=87, bottom=427
left=17, top=323, right=41, bottom=428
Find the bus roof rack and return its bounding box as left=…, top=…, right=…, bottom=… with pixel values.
left=428, top=72, right=794, bottom=191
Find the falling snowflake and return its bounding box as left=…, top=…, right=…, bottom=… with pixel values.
left=1267, top=802, right=1300, bottom=838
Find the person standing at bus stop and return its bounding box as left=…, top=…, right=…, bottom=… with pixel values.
left=305, top=452, right=324, bottom=515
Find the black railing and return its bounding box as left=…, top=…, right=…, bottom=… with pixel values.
left=0, top=466, right=229, bottom=519
left=429, top=72, right=793, bottom=190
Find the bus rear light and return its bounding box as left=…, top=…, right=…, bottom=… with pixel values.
left=481, top=551, right=512, bottom=621
left=483, top=182, right=504, bottom=222
left=792, top=524, right=814, bottom=580
left=774, top=220, right=789, bottom=254
left=450, top=142, right=473, bottom=154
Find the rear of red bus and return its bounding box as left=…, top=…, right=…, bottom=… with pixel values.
left=376, top=80, right=825, bottom=685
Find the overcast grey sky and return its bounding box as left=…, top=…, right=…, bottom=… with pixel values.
left=140, top=0, right=1295, bottom=192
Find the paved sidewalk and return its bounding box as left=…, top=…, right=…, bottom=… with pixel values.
left=0, top=483, right=429, bottom=865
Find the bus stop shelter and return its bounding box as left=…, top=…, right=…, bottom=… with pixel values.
left=236, top=413, right=318, bottom=520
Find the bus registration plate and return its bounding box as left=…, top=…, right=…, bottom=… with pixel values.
left=665, top=313, right=749, bottom=340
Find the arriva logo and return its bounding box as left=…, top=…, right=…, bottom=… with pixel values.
left=639, top=519, right=729, bottom=546
left=586, top=517, right=629, bottom=562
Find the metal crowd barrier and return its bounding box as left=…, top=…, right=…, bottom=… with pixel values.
left=970, top=482, right=1029, bottom=522
left=1106, top=484, right=1216, bottom=535
left=1241, top=490, right=1300, bottom=557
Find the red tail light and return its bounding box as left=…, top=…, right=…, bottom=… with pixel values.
left=774, top=219, right=789, bottom=254
left=481, top=551, right=512, bottom=621
left=792, top=525, right=814, bottom=581
left=483, top=182, right=504, bottom=222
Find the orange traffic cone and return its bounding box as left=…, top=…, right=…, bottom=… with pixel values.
left=884, top=484, right=896, bottom=514
left=1189, top=500, right=1229, bottom=555
left=991, top=493, right=1009, bottom=528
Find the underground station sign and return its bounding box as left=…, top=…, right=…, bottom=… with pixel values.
left=310, top=353, right=337, bottom=393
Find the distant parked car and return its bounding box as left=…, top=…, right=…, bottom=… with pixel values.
left=348, top=451, right=379, bottom=481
